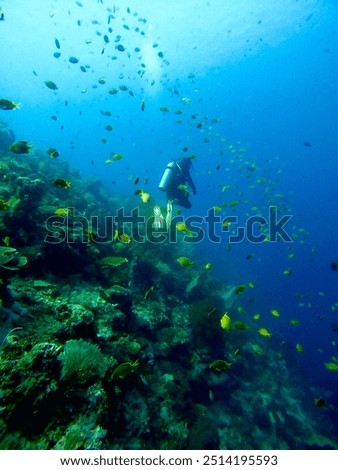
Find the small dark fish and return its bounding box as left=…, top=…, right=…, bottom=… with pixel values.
left=314, top=398, right=326, bottom=409
left=44, top=80, right=58, bottom=90
left=55, top=38, right=61, bottom=49
left=331, top=261, right=338, bottom=271
left=144, top=286, right=154, bottom=300
left=69, top=56, right=79, bottom=64
left=53, top=52, right=61, bottom=59
left=103, top=34, right=109, bottom=44
left=235, top=285, right=246, bottom=294
left=47, top=148, right=59, bottom=159
left=0, top=99, right=19, bottom=110
left=134, top=176, right=139, bottom=185
left=53, top=178, right=71, bottom=189
left=116, top=44, right=125, bottom=52
left=158, top=51, right=164, bottom=58
left=80, top=65, right=87, bottom=73
left=141, top=99, right=145, bottom=111
left=76, top=1, right=83, bottom=7
left=51, top=115, right=58, bottom=121
left=304, top=142, right=312, bottom=147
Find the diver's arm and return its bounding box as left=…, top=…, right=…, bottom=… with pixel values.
left=186, top=173, right=197, bottom=195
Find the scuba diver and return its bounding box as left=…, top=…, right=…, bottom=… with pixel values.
left=153, top=157, right=196, bottom=231
left=158, top=157, right=197, bottom=209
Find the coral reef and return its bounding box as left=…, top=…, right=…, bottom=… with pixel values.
left=0, top=122, right=336, bottom=450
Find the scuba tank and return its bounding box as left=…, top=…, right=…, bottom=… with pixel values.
left=158, top=161, right=177, bottom=191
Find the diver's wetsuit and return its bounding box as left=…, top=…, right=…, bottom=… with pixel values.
left=166, top=160, right=196, bottom=208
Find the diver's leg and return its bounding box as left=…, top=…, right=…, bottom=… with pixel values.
left=166, top=200, right=173, bottom=226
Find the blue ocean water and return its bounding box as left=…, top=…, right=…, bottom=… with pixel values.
left=1, top=0, right=338, bottom=448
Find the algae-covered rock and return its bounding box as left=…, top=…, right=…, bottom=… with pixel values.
left=54, top=414, right=106, bottom=450
left=0, top=246, right=27, bottom=271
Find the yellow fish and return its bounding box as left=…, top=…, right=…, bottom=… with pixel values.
left=119, top=233, right=131, bottom=244
left=220, top=313, right=231, bottom=331
left=209, top=359, right=231, bottom=372
left=177, top=256, right=193, bottom=267
left=296, top=343, right=304, bottom=353
left=205, top=262, right=212, bottom=270
left=111, top=153, right=123, bottom=161
left=253, top=314, right=260, bottom=320
left=111, top=360, right=139, bottom=380
left=325, top=362, right=338, bottom=371
left=54, top=208, right=68, bottom=216
left=140, top=191, right=150, bottom=203
left=176, top=222, right=191, bottom=234
left=258, top=328, right=272, bottom=338
left=271, top=309, right=280, bottom=317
